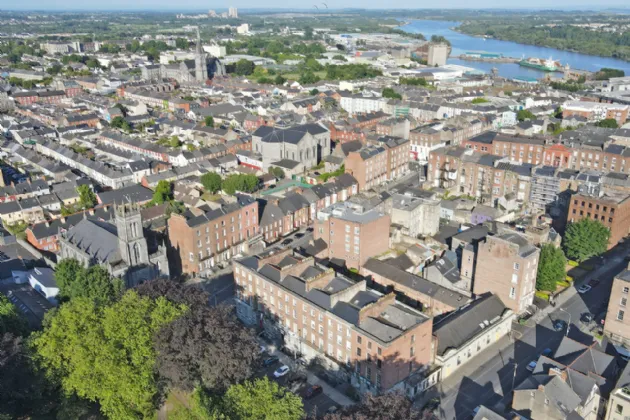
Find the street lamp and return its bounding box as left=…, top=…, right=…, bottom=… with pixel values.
left=560, top=308, right=571, bottom=336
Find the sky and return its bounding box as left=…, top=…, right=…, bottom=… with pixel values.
left=3, top=1, right=630, bottom=11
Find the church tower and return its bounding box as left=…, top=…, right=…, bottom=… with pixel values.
left=115, top=203, right=150, bottom=267
left=195, top=27, right=208, bottom=82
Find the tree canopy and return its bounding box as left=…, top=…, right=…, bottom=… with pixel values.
left=382, top=87, right=402, bottom=100
left=517, top=109, right=535, bottom=121
left=322, top=392, right=422, bottom=420
left=155, top=305, right=259, bottom=392
left=563, top=218, right=611, bottom=262
left=268, top=167, right=286, bottom=180
left=201, top=172, right=223, bottom=194
left=153, top=180, right=174, bottom=204
left=536, top=244, right=566, bottom=292
left=234, top=59, right=255, bottom=76
left=205, top=116, right=215, bottom=127
left=222, top=377, right=303, bottom=420
left=76, top=184, right=97, bottom=209
left=32, top=292, right=186, bottom=419
left=55, top=261, right=123, bottom=306
left=221, top=174, right=259, bottom=195
left=595, top=118, right=619, bottom=128
left=0, top=295, right=28, bottom=337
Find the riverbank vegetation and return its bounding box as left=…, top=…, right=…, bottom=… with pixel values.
left=458, top=20, right=630, bottom=61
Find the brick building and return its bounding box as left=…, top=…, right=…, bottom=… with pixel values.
left=373, top=136, right=411, bottom=182
left=473, top=233, right=539, bottom=314
left=167, top=194, right=259, bottom=275
left=314, top=201, right=390, bottom=270
left=233, top=249, right=433, bottom=394
left=567, top=189, right=630, bottom=248
left=563, top=101, right=629, bottom=126
left=345, top=146, right=388, bottom=191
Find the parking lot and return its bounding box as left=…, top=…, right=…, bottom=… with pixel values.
left=258, top=350, right=339, bottom=416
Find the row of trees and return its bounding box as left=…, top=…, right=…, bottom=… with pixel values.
left=200, top=173, right=260, bottom=195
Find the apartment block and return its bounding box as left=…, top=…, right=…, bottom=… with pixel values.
left=567, top=189, right=630, bottom=248
left=373, top=136, right=411, bottom=182
left=604, top=271, right=630, bottom=345
left=473, top=233, right=540, bottom=314
left=345, top=145, right=388, bottom=191
left=563, top=101, right=629, bottom=126
left=314, top=201, right=390, bottom=270
left=233, top=249, right=433, bottom=394
left=167, top=194, right=259, bottom=275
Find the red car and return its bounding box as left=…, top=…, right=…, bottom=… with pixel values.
left=304, top=385, right=323, bottom=399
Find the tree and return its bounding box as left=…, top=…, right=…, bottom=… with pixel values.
left=0, top=295, right=27, bottom=336
left=595, top=118, right=619, bottom=128
left=309, top=88, right=319, bottom=95
left=563, top=218, right=611, bottom=262
left=235, top=59, right=255, bottom=76
left=205, top=116, right=215, bottom=127
left=471, top=97, right=489, bottom=104
left=536, top=244, right=566, bottom=292
left=222, top=377, right=303, bottom=420
left=298, top=71, right=319, bottom=85
left=0, top=334, right=56, bottom=419
left=274, top=74, right=287, bottom=85
left=55, top=259, right=123, bottom=306
left=153, top=180, right=173, bottom=204
left=175, top=38, right=189, bottom=50
left=268, top=167, right=286, bottom=180
left=322, top=392, right=422, bottom=420
left=155, top=305, right=259, bottom=392
left=170, top=135, right=183, bottom=148
left=221, top=174, right=259, bottom=195
left=76, top=184, right=96, bottom=209
left=382, top=87, right=402, bottom=100
left=201, top=172, right=222, bottom=194
left=517, top=109, right=535, bottom=121
left=135, top=278, right=209, bottom=310
left=32, top=292, right=186, bottom=419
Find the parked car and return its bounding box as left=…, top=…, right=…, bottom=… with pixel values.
left=526, top=360, right=537, bottom=372
left=554, top=320, right=566, bottom=332
left=262, top=356, right=279, bottom=367
left=578, top=284, right=592, bottom=294
left=306, top=227, right=314, bottom=232
left=541, top=348, right=552, bottom=357
left=273, top=365, right=290, bottom=378
left=304, top=385, right=323, bottom=399
left=326, top=406, right=338, bottom=414
left=295, top=233, right=304, bottom=239
left=282, top=238, right=293, bottom=246
left=581, top=313, right=593, bottom=324
left=588, top=279, right=601, bottom=287
left=288, top=375, right=308, bottom=392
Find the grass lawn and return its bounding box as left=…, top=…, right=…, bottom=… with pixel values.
left=281, top=71, right=326, bottom=80
left=201, top=192, right=222, bottom=202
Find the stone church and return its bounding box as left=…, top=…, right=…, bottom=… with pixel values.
left=59, top=203, right=169, bottom=287
left=142, top=28, right=225, bottom=84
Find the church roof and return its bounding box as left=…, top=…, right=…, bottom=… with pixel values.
left=64, top=219, right=122, bottom=264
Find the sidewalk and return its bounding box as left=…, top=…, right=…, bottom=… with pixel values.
left=274, top=348, right=355, bottom=407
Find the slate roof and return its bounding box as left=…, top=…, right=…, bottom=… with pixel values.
left=97, top=185, right=154, bottom=206
left=362, top=258, right=469, bottom=309
left=433, top=294, right=509, bottom=356
left=63, top=219, right=121, bottom=264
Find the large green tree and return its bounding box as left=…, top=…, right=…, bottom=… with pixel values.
left=76, top=184, right=97, bottom=209
left=222, top=377, right=303, bottom=420
left=205, top=116, right=215, bottom=127
left=595, top=118, right=619, bottom=128
left=0, top=295, right=28, bottom=337
left=32, top=292, right=186, bottom=419
left=323, top=392, right=423, bottom=420
left=563, top=218, right=611, bottom=262
left=55, top=259, right=123, bottom=306
left=517, top=109, right=535, bottom=121
left=536, top=244, right=566, bottom=292
left=234, top=59, right=255, bottom=76
left=201, top=172, right=222, bottom=194
left=153, top=180, right=173, bottom=204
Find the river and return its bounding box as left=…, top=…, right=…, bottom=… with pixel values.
left=398, top=20, right=630, bottom=80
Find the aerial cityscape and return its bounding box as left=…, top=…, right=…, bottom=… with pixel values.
left=2, top=6, right=630, bottom=420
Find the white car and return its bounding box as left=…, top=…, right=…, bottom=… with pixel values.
left=578, top=285, right=592, bottom=294
left=273, top=365, right=290, bottom=378
left=526, top=360, right=537, bottom=372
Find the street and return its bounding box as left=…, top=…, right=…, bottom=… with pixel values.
left=434, top=244, right=630, bottom=420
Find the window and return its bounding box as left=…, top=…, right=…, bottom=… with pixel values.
left=357, top=348, right=361, bottom=357
left=513, top=262, right=520, bottom=270
left=622, top=298, right=628, bottom=307
left=616, top=404, right=623, bottom=414
left=509, top=287, right=516, bottom=299
left=357, top=336, right=362, bottom=344
left=618, top=310, right=625, bottom=321
left=624, top=287, right=629, bottom=294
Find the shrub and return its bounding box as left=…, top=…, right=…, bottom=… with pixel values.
left=566, top=276, right=574, bottom=282
left=568, top=260, right=579, bottom=267
left=535, top=291, right=550, bottom=301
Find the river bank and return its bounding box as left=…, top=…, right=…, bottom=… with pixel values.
left=398, top=20, right=630, bottom=79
